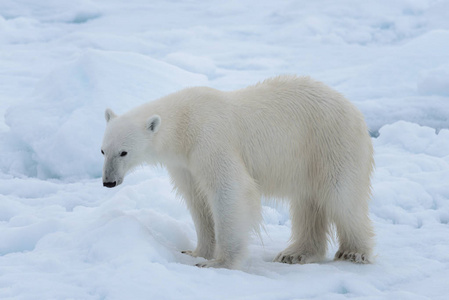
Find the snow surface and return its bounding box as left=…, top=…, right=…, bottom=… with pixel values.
left=0, top=0, right=448, bottom=299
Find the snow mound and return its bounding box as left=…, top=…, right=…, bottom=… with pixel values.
left=376, top=121, right=449, bottom=157
left=2, top=50, right=207, bottom=179
left=372, top=121, right=449, bottom=228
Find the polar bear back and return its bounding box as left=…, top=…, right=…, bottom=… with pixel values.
left=201, top=76, right=372, bottom=200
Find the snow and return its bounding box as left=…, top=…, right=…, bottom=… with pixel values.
left=0, top=0, right=448, bottom=299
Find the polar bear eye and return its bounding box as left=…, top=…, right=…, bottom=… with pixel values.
left=120, top=151, right=128, bottom=157
left=101, top=150, right=104, bottom=155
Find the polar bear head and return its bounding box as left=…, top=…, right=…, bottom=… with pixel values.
left=101, top=108, right=161, bottom=188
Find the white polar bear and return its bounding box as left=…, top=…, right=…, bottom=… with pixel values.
left=101, top=75, right=375, bottom=269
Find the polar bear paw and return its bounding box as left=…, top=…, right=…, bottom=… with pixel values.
left=195, top=259, right=231, bottom=269
left=181, top=250, right=198, bottom=257
left=273, top=250, right=322, bottom=264
left=181, top=248, right=214, bottom=260
left=274, top=253, right=308, bottom=264
left=334, top=250, right=370, bottom=264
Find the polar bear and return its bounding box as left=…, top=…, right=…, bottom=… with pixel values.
left=101, top=75, right=375, bottom=269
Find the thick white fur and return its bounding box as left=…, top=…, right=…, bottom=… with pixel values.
left=101, top=75, right=375, bottom=269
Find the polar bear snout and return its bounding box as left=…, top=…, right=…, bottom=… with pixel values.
left=103, top=181, right=117, bottom=188
left=102, top=173, right=123, bottom=188
left=102, top=154, right=125, bottom=188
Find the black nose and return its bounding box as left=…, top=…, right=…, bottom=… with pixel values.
left=103, top=181, right=117, bottom=188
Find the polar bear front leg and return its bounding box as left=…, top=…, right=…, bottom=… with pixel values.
left=194, top=157, right=258, bottom=269
left=195, top=186, right=251, bottom=269
left=169, top=168, right=216, bottom=260
left=182, top=190, right=216, bottom=260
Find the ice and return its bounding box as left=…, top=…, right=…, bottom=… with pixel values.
left=1, top=0, right=449, bottom=299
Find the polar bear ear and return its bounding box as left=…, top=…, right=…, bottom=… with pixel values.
left=146, top=115, right=161, bottom=133
left=105, top=108, right=117, bottom=123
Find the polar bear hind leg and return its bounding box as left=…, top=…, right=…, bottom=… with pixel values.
left=274, top=196, right=329, bottom=264
left=332, top=189, right=374, bottom=264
